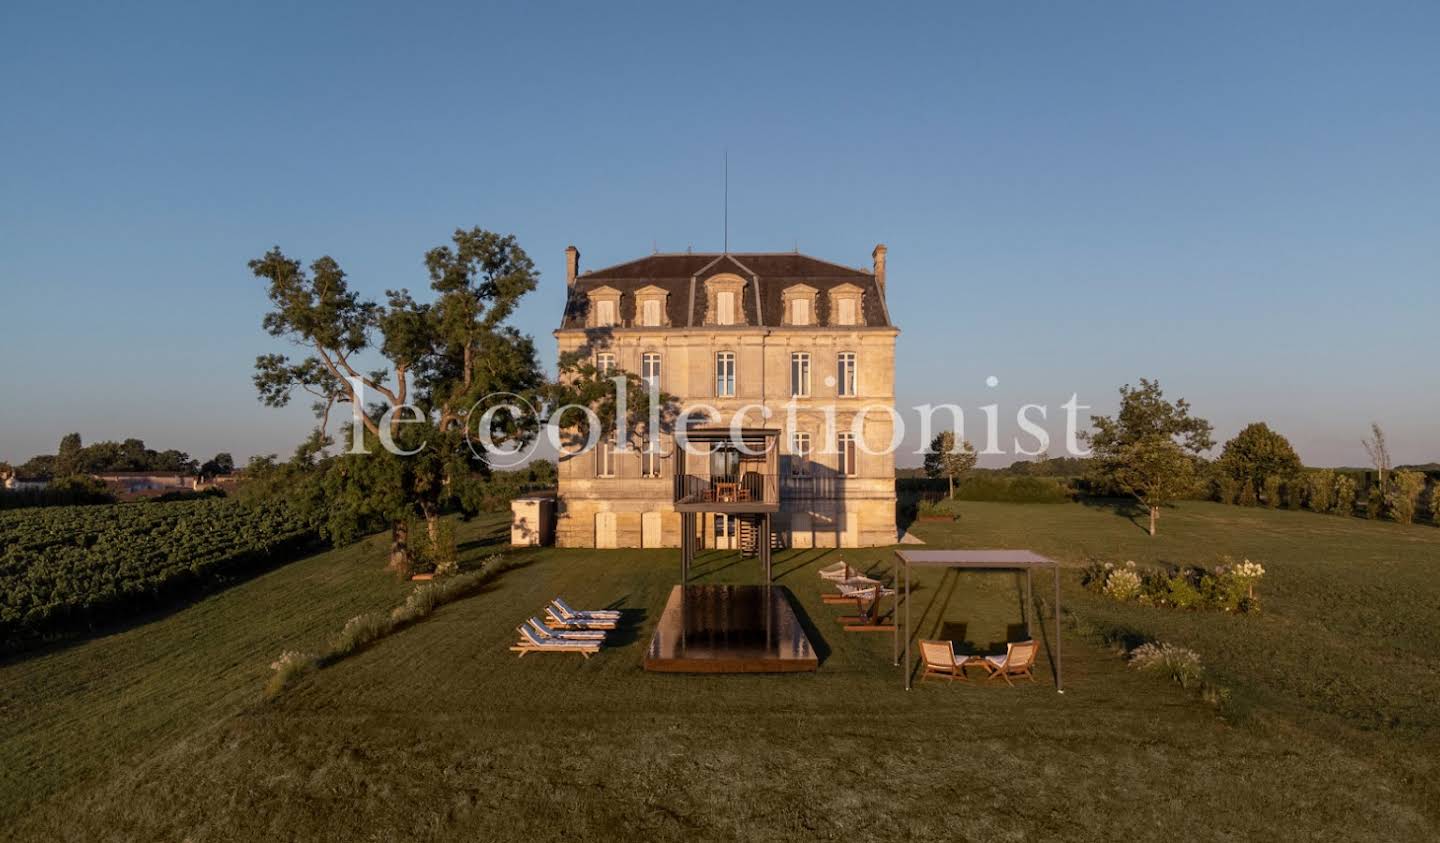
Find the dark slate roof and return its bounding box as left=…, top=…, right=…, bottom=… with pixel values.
left=560, top=252, right=891, bottom=329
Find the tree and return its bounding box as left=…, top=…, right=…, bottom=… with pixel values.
left=1387, top=470, right=1426, bottom=525
left=1217, top=423, right=1302, bottom=490
left=1112, top=437, right=1199, bottom=536
left=923, top=431, right=978, bottom=496
left=1305, top=470, right=1336, bottom=513
left=1084, top=379, right=1213, bottom=536
left=54, top=433, right=83, bottom=476
left=200, top=452, right=235, bottom=478
left=247, top=227, right=546, bottom=573
left=1362, top=423, right=1392, bottom=490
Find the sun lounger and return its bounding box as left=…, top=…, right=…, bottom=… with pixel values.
left=527, top=616, right=607, bottom=641
left=551, top=597, right=622, bottom=620
left=544, top=606, right=618, bottom=630
left=835, top=581, right=894, bottom=599
left=821, top=575, right=889, bottom=604
left=510, top=625, right=601, bottom=658
left=818, top=561, right=858, bottom=581
left=981, top=640, right=1038, bottom=685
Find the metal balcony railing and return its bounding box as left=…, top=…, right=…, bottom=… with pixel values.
left=673, top=473, right=780, bottom=506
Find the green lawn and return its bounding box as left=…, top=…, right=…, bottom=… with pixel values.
left=2, top=502, right=1438, bottom=840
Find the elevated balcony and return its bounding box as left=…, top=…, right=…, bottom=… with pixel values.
left=671, top=427, right=781, bottom=514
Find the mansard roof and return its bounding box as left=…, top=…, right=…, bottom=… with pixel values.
left=560, top=251, right=890, bottom=329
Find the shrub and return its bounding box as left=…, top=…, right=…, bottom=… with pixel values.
left=952, top=474, right=1072, bottom=504
left=331, top=612, right=389, bottom=657
left=1284, top=479, right=1304, bottom=510
left=1432, top=481, right=1440, bottom=526
left=1333, top=475, right=1357, bottom=517
left=917, top=499, right=953, bottom=518
left=265, top=650, right=318, bottom=698
left=1305, top=470, right=1336, bottom=513
left=1387, top=470, right=1426, bottom=525
left=1262, top=476, right=1281, bottom=509
left=1364, top=484, right=1384, bottom=520
left=1088, top=556, right=1264, bottom=613
left=1129, top=642, right=1206, bottom=689
left=1237, top=479, right=1258, bottom=507
left=1102, top=563, right=1143, bottom=601
left=1162, top=571, right=1204, bottom=610
left=1213, top=475, right=1239, bottom=506
left=412, top=518, right=459, bottom=576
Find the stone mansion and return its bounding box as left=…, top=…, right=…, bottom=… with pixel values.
left=553, top=244, right=898, bottom=550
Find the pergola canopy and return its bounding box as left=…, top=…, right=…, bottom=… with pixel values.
left=893, top=549, right=1063, bottom=692
left=894, top=549, right=1056, bottom=568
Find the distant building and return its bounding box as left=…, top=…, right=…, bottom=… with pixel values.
left=92, top=471, right=196, bottom=500
left=553, top=244, right=899, bottom=550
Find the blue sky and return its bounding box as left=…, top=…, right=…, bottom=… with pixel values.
left=1, top=1, right=1436, bottom=468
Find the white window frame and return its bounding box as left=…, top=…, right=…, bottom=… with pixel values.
left=596, top=438, right=616, bottom=477
left=837, top=352, right=857, bottom=397
left=641, top=352, right=662, bottom=391
left=715, top=351, right=736, bottom=397
left=596, top=352, right=615, bottom=375
left=838, top=432, right=857, bottom=477
left=791, top=431, right=812, bottom=476
left=790, top=352, right=811, bottom=397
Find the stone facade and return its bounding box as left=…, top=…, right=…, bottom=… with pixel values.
left=554, top=247, right=899, bottom=549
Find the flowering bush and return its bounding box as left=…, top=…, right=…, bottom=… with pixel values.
left=1100, top=562, right=1143, bottom=601
left=1084, top=555, right=1265, bottom=613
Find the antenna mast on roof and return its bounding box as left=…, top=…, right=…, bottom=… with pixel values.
left=723, top=148, right=729, bottom=254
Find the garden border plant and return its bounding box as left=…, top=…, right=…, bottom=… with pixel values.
left=1081, top=556, right=1265, bottom=613
left=265, top=552, right=516, bottom=698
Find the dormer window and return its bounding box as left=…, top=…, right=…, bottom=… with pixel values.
left=791, top=297, right=811, bottom=326
left=717, top=291, right=735, bottom=325
left=586, top=286, right=622, bottom=328
left=634, top=284, right=670, bottom=328
left=827, top=283, right=865, bottom=327
left=781, top=284, right=819, bottom=327
left=703, top=274, right=747, bottom=326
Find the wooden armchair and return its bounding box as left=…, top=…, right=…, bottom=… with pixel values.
left=982, top=640, right=1038, bottom=685
left=918, top=639, right=975, bottom=682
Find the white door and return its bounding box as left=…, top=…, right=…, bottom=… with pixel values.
left=595, top=512, right=618, bottom=549
left=642, top=512, right=662, bottom=548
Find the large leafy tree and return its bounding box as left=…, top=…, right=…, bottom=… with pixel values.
left=1217, top=422, right=1302, bottom=490
left=248, top=227, right=545, bottom=573
left=1085, top=379, right=1213, bottom=536
left=922, top=431, right=977, bottom=497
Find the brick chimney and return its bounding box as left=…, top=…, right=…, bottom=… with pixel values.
left=565, top=245, right=580, bottom=286
left=871, top=243, right=887, bottom=291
